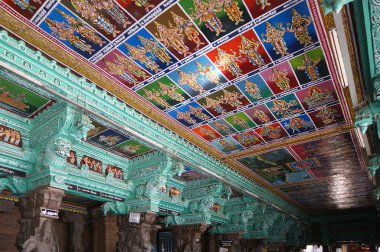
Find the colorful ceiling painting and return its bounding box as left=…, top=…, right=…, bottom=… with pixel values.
left=86, top=118, right=154, bottom=159
left=0, top=75, right=53, bottom=118
left=0, top=0, right=350, bottom=157
left=238, top=132, right=372, bottom=212
left=173, top=165, right=208, bottom=182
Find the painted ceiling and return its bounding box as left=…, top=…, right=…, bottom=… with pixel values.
left=0, top=0, right=372, bottom=211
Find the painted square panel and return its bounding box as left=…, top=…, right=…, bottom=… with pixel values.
left=87, top=120, right=108, bottom=139
left=224, top=112, right=256, bottom=131
left=0, top=124, right=22, bottom=147
left=192, top=124, right=222, bottom=141
left=167, top=101, right=212, bottom=127
left=96, top=49, right=150, bottom=87
left=211, top=137, right=243, bottom=153
left=238, top=148, right=296, bottom=184
left=61, top=0, right=134, bottom=40
left=3, top=0, right=45, bottom=19
left=118, top=29, right=177, bottom=74
left=254, top=1, right=318, bottom=60
left=243, top=0, right=283, bottom=19
left=289, top=47, right=329, bottom=84
left=286, top=158, right=320, bottom=171
left=136, top=76, right=189, bottom=110
left=197, top=85, right=251, bottom=117
left=0, top=75, right=51, bottom=117
left=280, top=114, right=315, bottom=136
left=260, top=61, right=299, bottom=94
left=179, top=0, right=251, bottom=42
left=87, top=129, right=130, bottom=148
left=115, top=0, right=162, bottom=20
left=295, top=80, right=338, bottom=110
left=235, top=74, right=274, bottom=103
left=40, top=4, right=108, bottom=58
left=112, top=139, right=152, bottom=158
left=245, top=104, right=276, bottom=126
left=146, top=4, right=208, bottom=59
left=168, top=56, right=227, bottom=96
left=208, top=119, right=237, bottom=136
left=67, top=150, right=78, bottom=166
left=266, top=93, right=303, bottom=120
left=232, top=130, right=264, bottom=148
left=255, top=122, right=288, bottom=142
left=206, top=30, right=271, bottom=80
left=308, top=104, right=344, bottom=128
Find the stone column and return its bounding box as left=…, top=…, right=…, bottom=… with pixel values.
left=64, top=211, right=87, bottom=252
left=172, top=224, right=208, bottom=252
left=117, top=212, right=161, bottom=252
left=16, top=186, right=64, bottom=251
left=88, top=210, right=106, bottom=252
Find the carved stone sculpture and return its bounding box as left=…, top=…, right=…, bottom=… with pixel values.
left=22, top=220, right=58, bottom=252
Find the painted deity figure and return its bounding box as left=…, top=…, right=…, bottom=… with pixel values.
left=223, top=0, right=245, bottom=25
left=12, top=0, right=39, bottom=13
left=245, top=80, right=262, bottom=99
left=158, top=82, right=185, bottom=102
left=195, top=61, right=220, bottom=85
left=256, top=0, right=271, bottom=10
left=92, top=0, right=132, bottom=28
left=252, top=109, right=270, bottom=123
left=298, top=54, right=321, bottom=81
left=316, top=107, right=337, bottom=125
left=214, top=121, right=232, bottom=134
left=270, top=68, right=291, bottom=91
left=200, top=127, right=217, bottom=139
left=98, top=135, right=122, bottom=146
left=214, top=48, right=244, bottom=77
left=177, top=111, right=196, bottom=124
left=144, top=89, right=170, bottom=108
left=154, top=21, right=190, bottom=56
left=304, top=87, right=334, bottom=107
left=124, top=43, right=160, bottom=73
left=260, top=126, right=281, bottom=140
left=284, top=117, right=313, bottom=133
left=190, top=0, right=225, bottom=36
left=239, top=35, right=265, bottom=67
left=219, top=139, right=237, bottom=151
left=0, top=87, right=29, bottom=111
left=114, top=53, right=150, bottom=80
left=56, top=9, right=105, bottom=46
left=232, top=115, right=250, bottom=129
left=204, top=97, right=225, bottom=114
left=222, top=89, right=243, bottom=108
left=237, top=133, right=259, bottom=146
left=138, top=35, right=172, bottom=65
left=262, top=22, right=288, bottom=57
left=189, top=105, right=210, bottom=120
left=103, top=59, right=138, bottom=84
left=132, top=0, right=154, bottom=12
left=171, top=11, right=205, bottom=49
left=287, top=9, right=312, bottom=46
left=45, top=19, right=94, bottom=54
left=71, top=0, right=120, bottom=37
left=271, top=99, right=300, bottom=117
left=177, top=70, right=204, bottom=93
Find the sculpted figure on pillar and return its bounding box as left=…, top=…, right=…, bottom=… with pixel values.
left=22, top=220, right=58, bottom=252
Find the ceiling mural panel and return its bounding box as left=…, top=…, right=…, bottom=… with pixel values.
left=0, top=75, right=53, bottom=118
left=86, top=118, right=154, bottom=159
left=0, top=0, right=368, bottom=212
left=0, top=0, right=350, bottom=157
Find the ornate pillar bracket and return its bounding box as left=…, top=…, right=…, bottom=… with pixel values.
left=16, top=186, right=64, bottom=251
left=172, top=224, right=208, bottom=252
left=116, top=212, right=161, bottom=252
left=355, top=101, right=380, bottom=135
left=320, top=0, right=354, bottom=14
